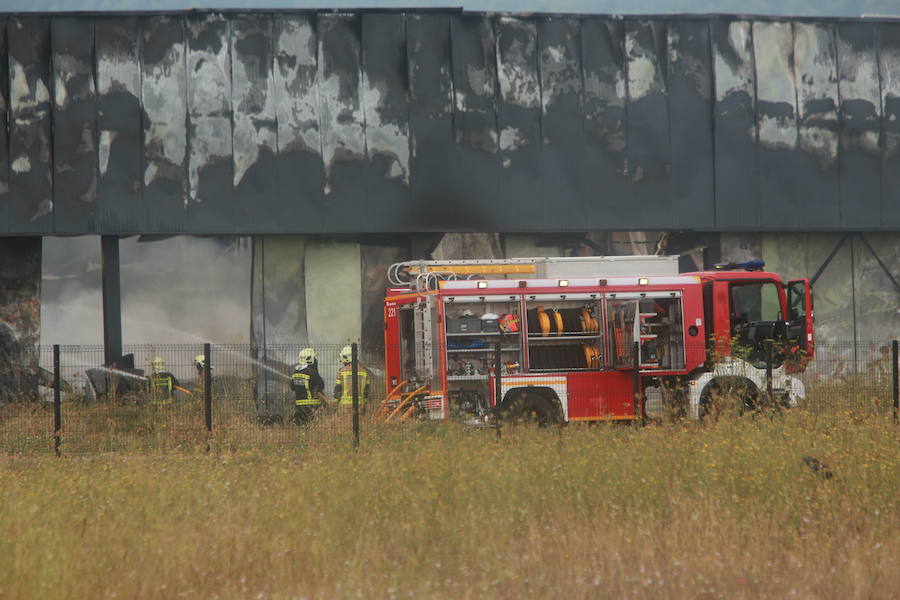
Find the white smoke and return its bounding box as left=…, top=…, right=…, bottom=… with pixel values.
left=41, top=236, right=251, bottom=347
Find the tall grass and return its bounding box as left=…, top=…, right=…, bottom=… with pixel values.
left=1, top=413, right=897, bottom=598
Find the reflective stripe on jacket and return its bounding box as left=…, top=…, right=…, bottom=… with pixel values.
left=334, top=366, right=369, bottom=405
left=150, top=373, right=174, bottom=398
left=291, top=372, right=320, bottom=406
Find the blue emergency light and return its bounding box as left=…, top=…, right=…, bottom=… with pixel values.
left=713, top=259, right=765, bottom=271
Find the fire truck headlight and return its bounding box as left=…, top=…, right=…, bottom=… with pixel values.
left=638, top=277, right=649, bottom=285
left=558, top=279, right=569, bottom=287
left=477, top=280, right=488, bottom=289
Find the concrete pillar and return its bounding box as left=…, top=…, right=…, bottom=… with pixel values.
left=0, top=237, right=42, bottom=400
left=250, top=235, right=308, bottom=417
left=852, top=233, right=900, bottom=341
left=304, top=239, right=362, bottom=345
left=251, top=235, right=309, bottom=348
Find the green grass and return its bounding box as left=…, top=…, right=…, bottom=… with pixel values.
left=1, top=412, right=898, bottom=598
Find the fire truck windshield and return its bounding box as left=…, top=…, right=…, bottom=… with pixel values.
left=729, top=281, right=785, bottom=366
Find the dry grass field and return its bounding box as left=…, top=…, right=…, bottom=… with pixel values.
left=1, top=412, right=898, bottom=599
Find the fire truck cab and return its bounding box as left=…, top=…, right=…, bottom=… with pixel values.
left=382, top=256, right=813, bottom=423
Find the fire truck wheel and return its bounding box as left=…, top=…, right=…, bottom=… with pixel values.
left=498, top=391, right=563, bottom=427
left=699, top=377, right=759, bottom=421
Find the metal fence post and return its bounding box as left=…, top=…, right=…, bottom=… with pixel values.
left=494, top=341, right=502, bottom=439
left=53, top=344, right=61, bottom=457
left=892, top=340, right=898, bottom=424
left=204, top=343, right=212, bottom=434
left=494, top=341, right=502, bottom=407
left=632, top=341, right=642, bottom=423
left=351, top=343, right=360, bottom=450
left=766, top=339, right=774, bottom=406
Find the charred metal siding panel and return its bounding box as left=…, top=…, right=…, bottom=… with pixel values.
left=625, top=20, right=671, bottom=229
left=8, top=17, right=53, bottom=233
left=407, top=14, right=458, bottom=231
left=879, top=23, right=900, bottom=228
left=539, top=17, right=585, bottom=231
left=96, top=17, right=142, bottom=232
left=274, top=14, right=324, bottom=233
left=837, top=22, right=882, bottom=230
left=495, top=17, right=543, bottom=231
left=794, top=22, right=841, bottom=229
left=361, top=13, right=412, bottom=229
left=0, top=19, right=9, bottom=233
left=1, top=11, right=900, bottom=234
left=667, top=19, right=714, bottom=229
left=187, top=12, right=234, bottom=233
left=318, top=14, right=367, bottom=232
left=450, top=15, right=499, bottom=226
left=581, top=19, right=628, bottom=229
left=754, top=21, right=802, bottom=229
left=232, top=14, right=279, bottom=233
left=52, top=18, right=98, bottom=233
left=712, top=19, right=758, bottom=230
left=141, top=15, right=189, bottom=233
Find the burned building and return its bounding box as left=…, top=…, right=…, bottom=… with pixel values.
left=1, top=10, right=900, bottom=366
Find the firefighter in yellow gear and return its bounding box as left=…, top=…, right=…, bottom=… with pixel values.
left=291, top=347, right=326, bottom=424
left=333, top=345, right=371, bottom=411
left=148, top=356, right=179, bottom=403
left=193, top=354, right=209, bottom=396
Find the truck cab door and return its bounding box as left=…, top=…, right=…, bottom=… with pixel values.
left=728, top=279, right=785, bottom=367
left=786, top=278, right=814, bottom=357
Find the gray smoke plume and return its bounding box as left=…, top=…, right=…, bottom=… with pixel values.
left=41, top=236, right=251, bottom=346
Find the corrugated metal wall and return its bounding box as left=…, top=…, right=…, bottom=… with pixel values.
left=1, top=12, right=900, bottom=234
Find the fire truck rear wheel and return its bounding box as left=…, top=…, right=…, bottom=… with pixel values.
left=499, top=391, right=563, bottom=427
left=699, top=377, right=759, bottom=420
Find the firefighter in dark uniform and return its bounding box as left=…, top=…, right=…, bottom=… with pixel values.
left=149, top=356, right=179, bottom=404
left=333, top=345, right=371, bottom=413
left=291, top=347, right=326, bottom=424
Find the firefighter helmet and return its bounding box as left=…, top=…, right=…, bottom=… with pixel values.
left=339, top=345, right=353, bottom=364
left=195, top=354, right=205, bottom=367
left=151, top=356, right=165, bottom=371
left=298, top=347, right=317, bottom=365
left=504, top=360, right=519, bottom=374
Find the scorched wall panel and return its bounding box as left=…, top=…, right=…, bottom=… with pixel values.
left=0, top=20, right=9, bottom=233
left=8, top=17, right=53, bottom=233
left=51, top=18, right=98, bottom=233
left=186, top=12, right=234, bottom=233
left=539, top=17, right=586, bottom=231
left=0, top=11, right=898, bottom=234
left=667, top=19, right=714, bottom=229
left=95, top=17, right=142, bottom=233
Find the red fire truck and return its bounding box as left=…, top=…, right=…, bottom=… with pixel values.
left=382, top=256, right=813, bottom=423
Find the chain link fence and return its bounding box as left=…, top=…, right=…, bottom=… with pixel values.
left=1, top=341, right=897, bottom=454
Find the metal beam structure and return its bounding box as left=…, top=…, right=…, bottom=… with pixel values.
left=100, top=235, right=122, bottom=365
left=1, top=11, right=900, bottom=235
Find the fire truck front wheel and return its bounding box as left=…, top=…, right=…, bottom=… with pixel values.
left=699, top=377, right=760, bottom=420
left=495, top=389, right=563, bottom=427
